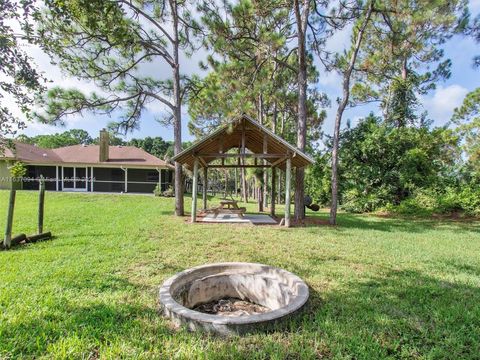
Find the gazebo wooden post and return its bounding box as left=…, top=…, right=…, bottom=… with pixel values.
left=202, top=166, right=208, bottom=210
left=191, top=158, right=199, bottom=223
left=285, top=157, right=291, bottom=227
left=270, top=167, right=276, bottom=217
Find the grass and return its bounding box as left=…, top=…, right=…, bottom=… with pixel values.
left=0, top=190, right=479, bottom=359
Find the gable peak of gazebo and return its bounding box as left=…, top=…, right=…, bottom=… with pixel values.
left=171, top=114, right=314, bottom=171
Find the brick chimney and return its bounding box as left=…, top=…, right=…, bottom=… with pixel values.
left=99, top=129, right=109, bottom=162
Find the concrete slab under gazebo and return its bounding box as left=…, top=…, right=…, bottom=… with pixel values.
left=171, top=115, right=314, bottom=227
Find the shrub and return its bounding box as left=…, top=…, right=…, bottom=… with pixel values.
left=163, top=186, right=174, bottom=197
left=154, top=184, right=174, bottom=197
left=385, top=187, right=479, bottom=217
left=384, top=191, right=436, bottom=216
left=8, top=161, right=27, bottom=178
left=341, top=189, right=388, bottom=213
left=436, top=189, right=463, bottom=214
left=456, top=187, right=480, bottom=216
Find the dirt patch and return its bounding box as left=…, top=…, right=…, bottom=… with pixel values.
left=193, top=297, right=270, bottom=317
left=290, top=217, right=332, bottom=227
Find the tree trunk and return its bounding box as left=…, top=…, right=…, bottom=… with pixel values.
left=330, top=1, right=373, bottom=225
left=258, top=186, right=263, bottom=212
left=234, top=167, right=238, bottom=197
left=270, top=101, right=278, bottom=212
left=270, top=167, right=276, bottom=216
left=171, top=0, right=184, bottom=216
left=293, top=0, right=309, bottom=221
left=401, top=57, right=408, bottom=80
left=330, top=103, right=345, bottom=226
left=258, top=95, right=268, bottom=208
left=263, top=171, right=268, bottom=209
left=399, top=56, right=409, bottom=127
left=224, top=170, right=228, bottom=198
left=203, top=167, right=208, bottom=210
left=278, top=170, right=282, bottom=204
left=242, top=167, right=248, bottom=203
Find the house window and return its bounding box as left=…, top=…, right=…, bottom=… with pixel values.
left=147, top=171, right=159, bottom=182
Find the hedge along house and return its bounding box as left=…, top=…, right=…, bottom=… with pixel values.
left=172, top=115, right=314, bottom=227
left=0, top=130, right=174, bottom=194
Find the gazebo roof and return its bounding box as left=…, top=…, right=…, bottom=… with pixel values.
left=172, top=115, right=314, bottom=170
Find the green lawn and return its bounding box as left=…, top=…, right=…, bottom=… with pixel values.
left=0, top=190, right=479, bottom=359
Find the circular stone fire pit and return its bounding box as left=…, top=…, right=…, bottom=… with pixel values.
left=159, top=262, right=309, bottom=335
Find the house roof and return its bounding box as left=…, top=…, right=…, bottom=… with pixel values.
left=172, top=115, right=314, bottom=170
left=2, top=142, right=172, bottom=168
left=2, top=142, right=63, bottom=164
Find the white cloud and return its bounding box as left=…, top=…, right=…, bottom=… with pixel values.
left=325, top=25, right=352, bottom=54
left=318, top=70, right=342, bottom=87
left=25, top=44, right=101, bottom=94
left=21, top=122, right=62, bottom=136
left=144, top=96, right=172, bottom=115
left=470, top=0, right=480, bottom=14
left=422, top=84, right=468, bottom=125
left=20, top=112, right=110, bottom=137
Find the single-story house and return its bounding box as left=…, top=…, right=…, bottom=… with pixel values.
left=0, top=130, right=174, bottom=194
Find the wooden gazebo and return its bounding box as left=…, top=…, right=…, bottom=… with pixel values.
left=171, top=115, right=314, bottom=227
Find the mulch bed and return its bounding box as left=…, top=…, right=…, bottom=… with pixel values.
left=289, top=217, right=331, bottom=227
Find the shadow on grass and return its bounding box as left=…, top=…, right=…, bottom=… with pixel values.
left=300, top=268, right=480, bottom=358
left=307, top=212, right=480, bottom=234
left=0, top=275, right=171, bottom=357
left=2, top=267, right=479, bottom=358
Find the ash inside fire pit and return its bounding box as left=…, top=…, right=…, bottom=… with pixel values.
left=193, top=297, right=269, bottom=317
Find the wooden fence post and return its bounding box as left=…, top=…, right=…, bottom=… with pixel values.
left=4, top=189, right=16, bottom=249
left=38, top=176, right=45, bottom=234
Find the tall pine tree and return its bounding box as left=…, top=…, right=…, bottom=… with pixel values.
left=35, top=0, right=200, bottom=216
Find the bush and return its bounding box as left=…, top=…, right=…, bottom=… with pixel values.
left=163, top=186, right=174, bottom=197
left=341, top=189, right=389, bottom=213
left=436, top=190, right=463, bottom=214
left=153, top=184, right=161, bottom=196
left=154, top=185, right=174, bottom=197
left=305, top=152, right=332, bottom=206
left=454, top=187, right=480, bottom=216
left=384, top=190, right=436, bottom=216
left=384, top=187, right=480, bottom=217
left=8, top=161, right=27, bottom=178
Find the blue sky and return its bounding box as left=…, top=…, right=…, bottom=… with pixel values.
left=18, top=0, right=480, bottom=143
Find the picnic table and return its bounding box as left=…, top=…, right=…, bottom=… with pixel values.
left=219, top=200, right=239, bottom=209
left=206, top=199, right=247, bottom=218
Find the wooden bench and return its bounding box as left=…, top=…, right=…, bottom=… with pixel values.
left=204, top=207, right=220, bottom=215
left=218, top=207, right=246, bottom=217
left=204, top=207, right=246, bottom=218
